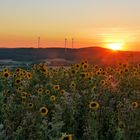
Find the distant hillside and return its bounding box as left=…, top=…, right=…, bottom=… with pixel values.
left=0, top=47, right=139, bottom=65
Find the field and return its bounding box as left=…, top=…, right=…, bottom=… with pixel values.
left=0, top=61, right=140, bottom=140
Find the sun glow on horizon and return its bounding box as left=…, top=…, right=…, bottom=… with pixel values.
left=108, top=43, right=123, bottom=51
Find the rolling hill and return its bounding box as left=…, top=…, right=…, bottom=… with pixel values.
left=0, top=47, right=139, bottom=65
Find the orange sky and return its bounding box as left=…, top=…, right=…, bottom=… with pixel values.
left=0, top=0, right=140, bottom=51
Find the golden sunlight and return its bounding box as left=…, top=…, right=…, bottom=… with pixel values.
left=108, top=43, right=123, bottom=51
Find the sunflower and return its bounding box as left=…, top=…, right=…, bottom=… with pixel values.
left=94, top=65, right=99, bottom=69
left=17, top=126, right=23, bottom=131
left=102, top=71, right=106, bottom=76
left=37, top=88, right=44, bottom=94
left=75, top=64, right=80, bottom=69
left=122, top=63, right=128, bottom=68
left=27, top=103, right=34, bottom=108
left=15, top=78, right=21, bottom=85
left=132, top=102, right=139, bottom=109
left=61, top=134, right=73, bottom=140
left=80, top=72, right=86, bottom=78
left=26, top=72, right=32, bottom=79
left=89, top=101, right=100, bottom=110
left=124, top=68, right=129, bottom=73
left=60, top=90, right=65, bottom=96
left=70, top=81, right=76, bottom=89
left=16, top=68, right=21, bottom=73
left=39, top=107, right=49, bottom=116
left=50, top=95, right=56, bottom=102
left=3, top=67, right=8, bottom=72
left=99, top=68, right=102, bottom=72
left=71, top=70, right=76, bottom=75
left=91, top=86, right=96, bottom=92
left=17, top=86, right=24, bottom=92
left=19, top=71, right=24, bottom=77
left=119, top=70, right=123, bottom=75
left=13, top=73, right=17, bottom=78
left=21, top=92, right=28, bottom=99
left=82, top=63, right=88, bottom=69
left=100, top=80, right=106, bottom=86
left=53, top=85, right=60, bottom=91
left=133, top=71, right=139, bottom=77
left=81, top=61, right=85, bottom=65
left=45, top=89, right=50, bottom=95
left=137, top=63, right=140, bottom=68
left=96, top=70, right=101, bottom=76
left=3, top=72, right=10, bottom=78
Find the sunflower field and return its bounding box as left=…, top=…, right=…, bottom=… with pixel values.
left=0, top=61, right=140, bottom=140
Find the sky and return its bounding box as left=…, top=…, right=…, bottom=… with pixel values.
left=0, top=0, right=140, bottom=51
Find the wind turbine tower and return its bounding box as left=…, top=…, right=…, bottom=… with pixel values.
left=65, top=38, right=67, bottom=52
left=38, top=36, right=40, bottom=48
left=72, top=38, right=74, bottom=49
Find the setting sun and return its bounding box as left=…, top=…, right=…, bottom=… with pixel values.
left=108, top=43, right=123, bottom=51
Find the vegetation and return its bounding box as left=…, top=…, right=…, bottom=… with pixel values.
left=0, top=61, right=140, bottom=140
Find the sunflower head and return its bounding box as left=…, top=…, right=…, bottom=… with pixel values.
left=27, top=103, right=34, bottom=109
left=124, top=68, right=129, bottom=73
left=3, top=67, right=9, bottom=72
left=96, top=70, right=101, bottom=76
left=100, top=80, right=106, bottom=86
left=119, top=70, right=123, bottom=75
left=15, top=78, right=22, bottom=85
left=53, top=85, right=60, bottom=91
left=71, top=70, right=76, bottom=75
left=60, top=90, right=65, bottom=96
left=50, top=95, right=56, bottom=102
left=122, top=63, right=128, bottom=68
left=21, top=92, right=28, bottom=99
left=82, top=63, right=88, bottom=70
left=26, top=72, right=32, bottom=79
left=75, top=64, right=80, bottom=69
left=61, top=134, right=73, bottom=140
left=89, top=101, right=100, bottom=110
left=94, top=65, right=99, bottom=69
left=3, top=72, right=10, bottom=78
left=17, top=86, right=24, bottom=92
left=91, top=86, right=96, bottom=93
left=80, top=72, right=86, bottom=79
left=16, top=68, right=20, bottom=71
left=39, top=107, right=49, bottom=116
left=132, top=102, right=139, bottom=109
left=45, top=89, right=50, bottom=95
left=37, top=88, right=44, bottom=94
left=70, top=82, right=76, bottom=89
left=137, top=63, right=140, bottom=68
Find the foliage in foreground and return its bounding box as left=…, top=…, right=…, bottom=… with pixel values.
left=0, top=61, right=140, bottom=140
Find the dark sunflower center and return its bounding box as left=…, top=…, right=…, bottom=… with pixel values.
left=81, top=74, right=85, bottom=78
left=41, top=109, right=46, bottom=113
left=16, top=69, right=20, bottom=72
left=133, top=103, right=137, bottom=107
left=63, top=136, right=69, bottom=140
left=4, top=73, right=9, bottom=77
left=72, top=70, right=75, bottom=74
left=84, top=65, right=87, bottom=68
left=16, top=80, right=20, bottom=83
left=91, top=103, right=97, bottom=107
